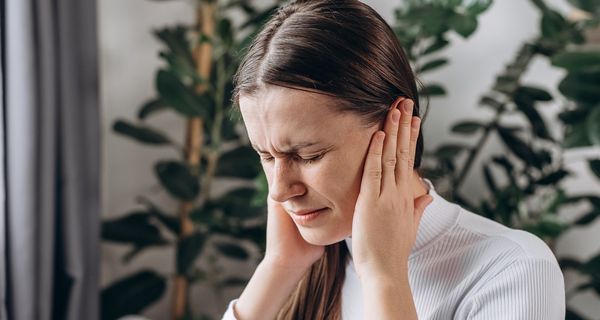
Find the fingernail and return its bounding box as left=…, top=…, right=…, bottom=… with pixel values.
left=404, top=101, right=413, bottom=114
left=392, top=109, right=400, bottom=123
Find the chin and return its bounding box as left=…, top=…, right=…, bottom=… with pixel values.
left=297, top=226, right=348, bottom=246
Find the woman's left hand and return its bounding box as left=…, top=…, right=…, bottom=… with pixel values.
left=351, top=97, right=433, bottom=282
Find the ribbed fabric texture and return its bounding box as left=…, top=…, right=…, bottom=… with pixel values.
left=222, top=180, right=565, bottom=319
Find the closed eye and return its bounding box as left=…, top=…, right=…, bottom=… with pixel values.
left=259, top=153, right=325, bottom=165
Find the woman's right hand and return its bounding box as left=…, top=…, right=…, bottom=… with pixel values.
left=233, top=198, right=324, bottom=319
left=262, top=197, right=325, bottom=271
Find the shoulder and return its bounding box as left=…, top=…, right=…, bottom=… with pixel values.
left=451, top=209, right=565, bottom=319
left=454, top=207, right=557, bottom=263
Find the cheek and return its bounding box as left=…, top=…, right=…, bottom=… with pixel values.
left=311, top=152, right=364, bottom=211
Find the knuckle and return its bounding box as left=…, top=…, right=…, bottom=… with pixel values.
left=384, top=157, right=397, bottom=167
left=398, top=149, right=410, bottom=161
left=369, top=169, right=382, bottom=179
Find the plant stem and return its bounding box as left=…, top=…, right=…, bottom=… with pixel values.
left=452, top=42, right=537, bottom=192
left=172, top=2, right=216, bottom=320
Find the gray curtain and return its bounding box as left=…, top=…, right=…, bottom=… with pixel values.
left=3, top=0, right=101, bottom=319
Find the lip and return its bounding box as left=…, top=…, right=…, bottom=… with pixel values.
left=292, top=208, right=327, bottom=216
left=290, top=208, right=327, bottom=225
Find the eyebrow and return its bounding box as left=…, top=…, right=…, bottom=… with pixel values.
left=251, top=141, right=324, bottom=154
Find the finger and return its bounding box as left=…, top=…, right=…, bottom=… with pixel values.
left=396, top=99, right=414, bottom=184
left=382, top=99, right=402, bottom=190
left=361, top=131, right=385, bottom=199
left=408, top=116, right=421, bottom=172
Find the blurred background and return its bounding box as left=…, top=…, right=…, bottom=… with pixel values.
left=3, top=0, right=600, bottom=319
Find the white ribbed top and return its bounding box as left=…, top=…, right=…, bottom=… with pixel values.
left=222, top=179, right=565, bottom=319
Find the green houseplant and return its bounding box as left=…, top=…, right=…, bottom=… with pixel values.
left=101, top=1, right=284, bottom=319
left=400, top=0, right=600, bottom=318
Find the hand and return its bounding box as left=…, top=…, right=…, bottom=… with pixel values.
left=262, top=197, right=325, bottom=272
left=351, top=98, right=433, bottom=281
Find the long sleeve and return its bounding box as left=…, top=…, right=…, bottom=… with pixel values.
left=461, top=258, right=565, bottom=320
left=221, top=299, right=239, bottom=320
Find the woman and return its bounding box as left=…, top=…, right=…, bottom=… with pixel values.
left=222, top=0, right=565, bottom=319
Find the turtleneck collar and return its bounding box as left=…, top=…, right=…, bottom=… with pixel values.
left=344, top=178, right=460, bottom=259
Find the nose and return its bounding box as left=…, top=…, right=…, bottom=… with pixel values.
left=268, top=159, right=306, bottom=203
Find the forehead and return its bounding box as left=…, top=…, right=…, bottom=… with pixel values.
left=239, top=86, right=361, bottom=149
left=240, top=86, right=339, bottom=122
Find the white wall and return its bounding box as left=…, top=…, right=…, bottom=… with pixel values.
left=99, top=0, right=600, bottom=318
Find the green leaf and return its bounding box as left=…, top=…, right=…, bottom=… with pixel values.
left=541, top=10, right=568, bottom=39
left=513, top=91, right=553, bottom=141
left=137, top=196, right=180, bottom=235
left=422, top=37, right=449, bottom=55
left=113, top=120, right=172, bottom=145
left=558, top=257, right=582, bottom=270
left=536, top=169, right=570, bottom=185
left=155, top=160, right=200, bottom=201
left=552, top=51, right=600, bottom=71
left=482, top=165, right=498, bottom=194
left=177, top=232, right=206, bottom=276
left=558, top=69, right=600, bottom=103
left=558, top=108, right=588, bottom=125
left=581, top=253, right=600, bottom=276
left=563, top=123, right=592, bottom=148
left=189, top=206, right=218, bottom=225
left=138, top=98, right=169, bottom=120
left=216, top=145, right=262, bottom=179
left=496, top=126, right=543, bottom=169
left=434, top=144, right=467, bottom=159
left=450, top=13, right=478, bottom=38
left=221, top=116, right=240, bottom=141
left=523, top=218, right=568, bottom=238
left=102, top=212, right=168, bottom=246
left=568, top=0, right=600, bottom=13
left=417, top=58, right=449, bottom=74
left=574, top=210, right=600, bottom=225
left=516, top=86, right=553, bottom=102
left=214, top=242, right=249, bottom=260
left=565, top=308, right=586, bottom=320
left=589, top=159, right=600, bottom=179
left=420, top=84, right=446, bottom=97
left=586, top=107, right=600, bottom=146
left=491, top=156, right=514, bottom=175
left=218, top=18, right=234, bottom=47
left=467, top=0, right=493, bottom=15
left=451, top=121, right=485, bottom=134
left=479, top=96, right=504, bottom=110
left=154, top=26, right=194, bottom=68
left=216, top=187, right=266, bottom=219
left=156, top=69, right=210, bottom=117
left=101, top=270, right=167, bottom=320
left=493, top=74, right=518, bottom=95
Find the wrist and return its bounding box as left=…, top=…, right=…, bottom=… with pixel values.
left=260, top=256, right=313, bottom=278
left=358, top=260, right=409, bottom=287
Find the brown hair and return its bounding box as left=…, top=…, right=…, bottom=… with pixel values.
left=232, top=0, right=424, bottom=318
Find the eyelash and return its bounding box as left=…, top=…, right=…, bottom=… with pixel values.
left=260, top=153, right=325, bottom=165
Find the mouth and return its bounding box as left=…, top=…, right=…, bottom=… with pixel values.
left=290, top=208, right=328, bottom=225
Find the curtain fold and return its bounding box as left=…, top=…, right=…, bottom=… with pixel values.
left=4, top=0, right=101, bottom=319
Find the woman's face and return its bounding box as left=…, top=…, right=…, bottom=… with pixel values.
left=239, top=85, right=380, bottom=245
